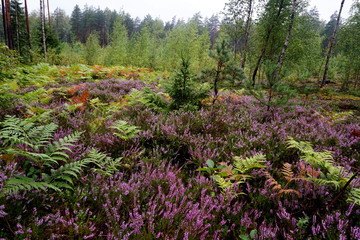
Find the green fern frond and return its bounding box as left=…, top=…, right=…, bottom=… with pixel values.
left=233, top=154, right=267, bottom=174
left=347, top=188, right=360, bottom=205
left=286, top=137, right=343, bottom=176
left=51, top=160, right=88, bottom=179
left=45, top=131, right=83, bottom=164
left=0, top=115, right=59, bottom=151
left=0, top=115, right=35, bottom=147
left=309, top=178, right=342, bottom=189
left=51, top=181, right=73, bottom=190
left=6, top=149, right=59, bottom=166
left=212, top=175, right=234, bottom=193
left=83, top=149, right=122, bottom=176
left=110, top=120, right=140, bottom=140
left=46, top=159, right=92, bottom=190
left=27, top=123, right=58, bottom=149
left=2, top=175, right=60, bottom=196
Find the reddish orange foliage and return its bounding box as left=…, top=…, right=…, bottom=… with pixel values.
left=70, top=88, right=89, bottom=111
left=107, top=70, right=115, bottom=79
left=67, top=84, right=87, bottom=95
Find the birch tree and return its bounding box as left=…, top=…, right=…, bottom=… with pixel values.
left=321, top=0, right=346, bottom=87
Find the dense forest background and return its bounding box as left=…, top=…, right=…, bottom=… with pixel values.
left=1, top=1, right=360, bottom=239
left=1, top=0, right=359, bottom=90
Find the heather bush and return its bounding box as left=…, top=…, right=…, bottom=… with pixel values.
left=0, top=66, right=359, bottom=239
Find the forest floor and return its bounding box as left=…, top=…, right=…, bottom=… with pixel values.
left=0, top=64, right=359, bottom=239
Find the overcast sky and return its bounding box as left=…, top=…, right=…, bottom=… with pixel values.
left=27, top=0, right=353, bottom=22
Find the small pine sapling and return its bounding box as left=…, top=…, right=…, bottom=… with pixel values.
left=167, top=56, right=209, bottom=110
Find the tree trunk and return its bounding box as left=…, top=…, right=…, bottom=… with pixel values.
left=241, top=0, right=253, bottom=69
left=4, top=0, right=14, bottom=49
left=46, top=0, right=51, bottom=28
left=271, top=0, right=297, bottom=82
left=321, top=0, right=345, bottom=87
left=15, top=4, right=20, bottom=52
left=251, top=0, right=285, bottom=86
left=24, top=0, right=31, bottom=49
left=40, top=0, right=46, bottom=58
left=1, top=0, right=7, bottom=45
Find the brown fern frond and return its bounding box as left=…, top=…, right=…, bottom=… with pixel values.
left=71, top=88, right=89, bottom=111
left=264, top=171, right=282, bottom=191
left=281, top=163, right=294, bottom=181
left=278, top=189, right=301, bottom=198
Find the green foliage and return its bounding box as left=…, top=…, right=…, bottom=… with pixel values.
left=83, top=149, right=122, bottom=177
left=84, top=32, right=101, bottom=65
left=287, top=137, right=360, bottom=204
left=246, top=60, right=296, bottom=111
left=337, top=2, right=360, bottom=90
left=233, top=154, right=268, bottom=174
left=239, top=229, right=258, bottom=240
left=167, top=57, right=209, bottom=110
left=2, top=175, right=60, bottom=196
left=110, top=120, right=141, bottom=140
left=202, top=40, right=244, bottom=101
left=0, top=115, right=58, bottom=149
left=105, top=19, right=128, bottom=66
left=0, top=116, right=119, bottom=197
left=0, top=44, right=19, bottom=73
left=126, top=87, right=169, bottom=112
left=198, top=154, right=267, bottom=196
left=128, top=27, right=154, bottom=67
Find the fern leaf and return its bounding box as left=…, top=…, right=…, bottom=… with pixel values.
left=27, top=123, right=58, bottom=149
left=278, top=189, right=301, bottom=198
left=309, top=178, right=342, bottom=189
left=84, top=149, right=122, bottom=176
left=281, top=163, right=294, bottom=181
left=2, top=175, right=60, bottom=196
left=212, top=175, right=234, bottom=193
left=52, top=181, right=73, bottom=190
left=110, top=120, right=141, bottom=140
left=347, top=188, right=360, bottom=205
left=45, top=131, right=83, bottom=164
left=264, top=171, right=282, bottom=191
left=233, top=154, right=267, bottom=174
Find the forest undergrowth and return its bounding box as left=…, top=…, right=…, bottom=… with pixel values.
left=0, top=64, right=359, bottom=239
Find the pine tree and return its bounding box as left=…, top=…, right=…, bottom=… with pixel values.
left=10, top=0, right=30, bottom=62
left=70, top=4, right=81, bottom=42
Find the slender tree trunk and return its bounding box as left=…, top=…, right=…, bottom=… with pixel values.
left=15, top=4, right=20, bottom=52
left=1, top=0, right=7, bottom=44
left=24, top=0, right=31, bottom=49
left=40, top=0, right=46, bottom=58
left=46, top=0, right=51, bottom=28
left=252, top=0, right=285, bottom=86
left=271, top=0, right=297, bottom=81
left=241, top=0, right=253, bottom=69
left=321, top=0, right=345, bottom=87
left=213, top=62, right=224, bottom=105
left=4, top=0, right=14, bottom=49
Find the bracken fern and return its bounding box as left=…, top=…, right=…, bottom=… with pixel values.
left=287, top=137, right=360, bottom=204
left=0, top=116, right=119, bottom=196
